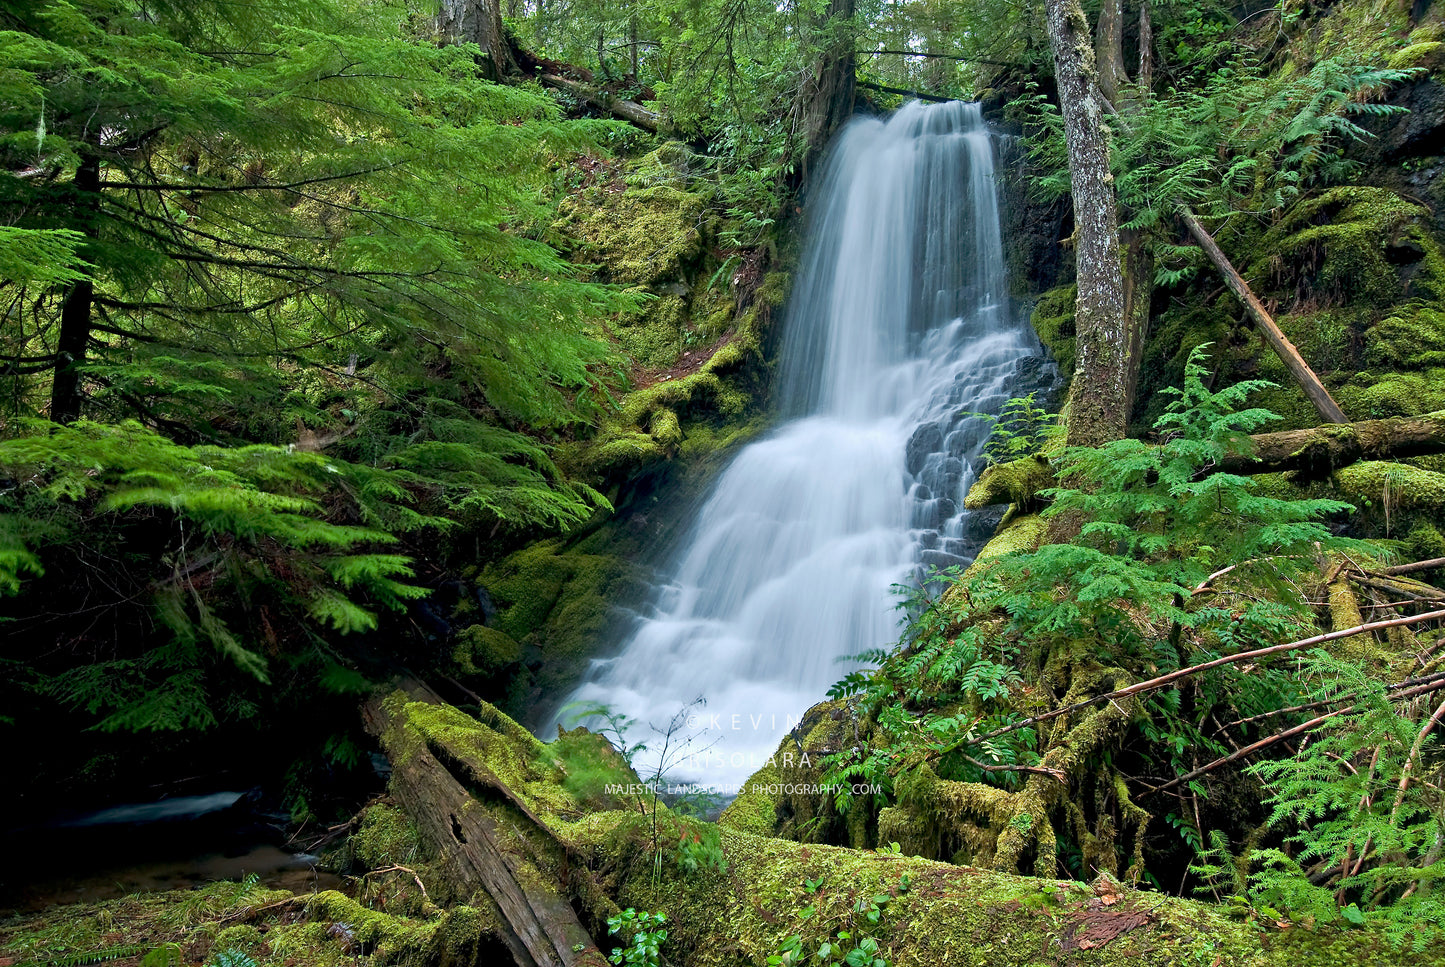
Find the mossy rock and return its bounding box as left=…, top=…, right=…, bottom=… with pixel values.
left=1030, top=284, right=1077, bottom=378
left=720, top=700, right=877, bottom=848
left=962, top=513, right=1048, bottom=578
left=1365, top=304, right=1445, bottom=370
left=479, top=539, right=647, bottom=705
left=452, top=624, right=522, bottom=676
left=1255, top=187, right=1444, bottom=312
left=554, top=184, right=706, bottom=287
left=1333, top=460, right=1445, bottom=513
left=613, top=293, right=691, bottom=370
left=1335, top=368, right=1445, bottom=419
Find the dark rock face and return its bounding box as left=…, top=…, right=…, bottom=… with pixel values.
left=906, top=423, right=945, bottom=474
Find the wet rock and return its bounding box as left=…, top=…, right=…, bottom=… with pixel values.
left=906, top=423, right=945, bottom=474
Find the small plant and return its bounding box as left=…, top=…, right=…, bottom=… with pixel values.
left=607, top=909, right=668, bottom=967
left=963, top=392, right=1058, bottom=466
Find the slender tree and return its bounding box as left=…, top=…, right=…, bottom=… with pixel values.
left=1042, top=0, right=1130, bottom=447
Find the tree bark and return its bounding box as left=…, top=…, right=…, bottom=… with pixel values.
left=1045, top=0, right=1132, bottom=449
left=797, top=0, right=858, bottom=173
left=363, top=686, right=608, bottom=967
left=1138, top=0, right=1154, bottom=95
left=1179, top=207, right=1348, bottom=424
left=1217, top=409, right=1445, bottom=477
left=1094, top=0, right=1130, bottom=108
left=50, top=155, right=99, bottom=425
left=437, top=0, right=518, bottom=79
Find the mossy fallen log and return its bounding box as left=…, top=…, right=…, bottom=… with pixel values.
left=965, top=412, right=1445, bottom=508
left=359, top=684, right=1441, bottom=966
left=362, top=683, right=609, bottom=967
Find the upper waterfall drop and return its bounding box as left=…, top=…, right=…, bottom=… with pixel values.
left=561, top=101, right=1056, bottom=786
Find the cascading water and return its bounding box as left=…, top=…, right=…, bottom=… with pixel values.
left=561, top=101, right=1056, bottom=788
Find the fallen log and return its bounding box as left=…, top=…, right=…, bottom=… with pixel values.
left=1216, top=409, right=1445, bottom=477
left=964, top=410, right=1445, bottom=508
left=1178, top=207, right=1348, bottom=424
left=363, top=685, right=608, bottom=967
left=537, top=74, right=670, bottom=134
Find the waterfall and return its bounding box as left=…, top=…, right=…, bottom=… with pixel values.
left=559, top=101, right=1056, bottom=788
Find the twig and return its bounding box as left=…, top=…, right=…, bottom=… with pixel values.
left=365, top=864, right=429, bottom=898
left=1381, top=557, right=1445, bottom=576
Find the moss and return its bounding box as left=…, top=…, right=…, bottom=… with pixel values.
left=1365, top=305, right=1445, bottom=370
left=1256, top=188, right=1443, bottom=313
left=613, top=294, right=690, bottom=370
left=554, top=184, right=706, bottom=288
left=1029, top=284, right=1077, bottom=378
left=963, top=457, right=1055, bottom=511
left=479, top=540, right=647, bottom=704
left=351, top=802, right=423, bottom=870
left=1335, top=369, right=1445, bottom=419
left=1389, top=41, right=1445, bottom=70
left=451, top=624, right=522, bottom=676
left=1333, top=460, right=1445, bottom=513
left=754, top=270, right=792, bottom=308
left=648, top=407, right=683, bottom=451
left=961, top=514, right=1048, bottom=580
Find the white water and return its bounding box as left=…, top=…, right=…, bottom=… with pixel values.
left=562, top=101, right=1053, bottom=789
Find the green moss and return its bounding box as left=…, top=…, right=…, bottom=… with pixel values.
left=479, top=540, right=647, bottom=704
left=452, top=624, right=522, bottom=675
left=1029, top=285, right=1077, bottom=378
left=1333, top=460, right=1445, bottom=513
left=613, top=294, right=690, bottom=370
left=352, top=802, right=423, bottom=870
left=962, top=514, right=1048, bottom=579
left=1389, top=41, right=1445, bottom=70
left=963, top=458, right=1055, bottom=511
left=1257, top=188, right=1443, bottom=313
left=1336, top=369, right=1445, bottom=419
left=1365, top=305, right=1445, bottom=370
left=648, top=407, right=683, bottom=450
left=554, top=184, right=705, bottom=288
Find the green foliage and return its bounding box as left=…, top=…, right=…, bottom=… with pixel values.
left=964, top=392, right=1058, bottom=466
left=607, top=909, right=668, bottom=967
left=1016, top=55, right=1419, bottom=281
left=768, top=882, right=894, bottom=967
left=1199, top=652, right=1445, bottom=947
left=0, top=0, right=642, bottom=752
left=205, top=950, right=256, bottom=967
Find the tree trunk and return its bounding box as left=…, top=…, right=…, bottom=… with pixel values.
left=536, top=74, right=670, bottom=133
left=1121, top=228, right=1152, bottom=420
left=797, top=0, right=858, bottom=171
left=1138, top=0, right=1154, bottom=95
left=437, top=0, right=518, bottom=79
left=1094, top=0, right=1129, bottom=108
left=1045, top=0, right=1132, bottom=448
left=50, top=155, right=99, bottom=425
left=1179, top=208, right=1348, bottom=424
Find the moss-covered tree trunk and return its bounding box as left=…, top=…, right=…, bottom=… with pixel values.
left=1044, top=0, right=1131, bottom=448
